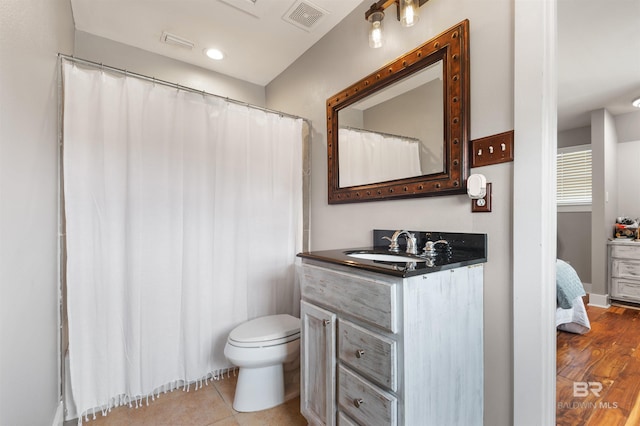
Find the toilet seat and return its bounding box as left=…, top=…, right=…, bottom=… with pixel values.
left=228, top=314, right=300, bottom=348
left=224, top=314, right=301, bottom=412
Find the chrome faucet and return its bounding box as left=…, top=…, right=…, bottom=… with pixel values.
left=382, top=230, right=418, bottom=254
left=423, top=239, right=449, bottom=256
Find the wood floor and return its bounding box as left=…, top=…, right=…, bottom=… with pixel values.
left=557, top=302, right=640, bottom=426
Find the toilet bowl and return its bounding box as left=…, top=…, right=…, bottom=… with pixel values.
left=224, top=314, right=300, bottom=412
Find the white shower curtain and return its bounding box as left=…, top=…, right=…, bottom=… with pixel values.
left=338, top=127, right=422, bottom=187
left=62, top=61, right=303, bottom=420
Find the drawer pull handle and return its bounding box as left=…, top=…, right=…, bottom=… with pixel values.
left=322, top=319, right=331, bottom=327
left=355, top=349, right=365, bottom=358
left=354, top=398, right=365, bottom=408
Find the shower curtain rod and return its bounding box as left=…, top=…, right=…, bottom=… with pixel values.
left=58, top=53, right=310, bottom=124
left=340, top=125, right=421, bottom=142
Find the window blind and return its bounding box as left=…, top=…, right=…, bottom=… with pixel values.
left=557, top=145, right=592, bottom=205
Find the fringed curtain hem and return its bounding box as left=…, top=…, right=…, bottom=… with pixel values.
left=77, top=367, right=239, bottom=425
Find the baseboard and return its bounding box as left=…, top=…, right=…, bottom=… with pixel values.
left=587, top=293, right=610, bottom=308
left=52, top=401, right=64, bottom=426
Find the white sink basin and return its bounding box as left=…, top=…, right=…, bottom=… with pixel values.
left=346, top=252, right=426, bottom=262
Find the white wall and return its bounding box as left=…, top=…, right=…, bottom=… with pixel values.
left=74, top=31, right=266, bottom=107
left=615, top=109, right=640, bottom=218
left=618, top=140, right=640, bottom=217
left=0, top=0, right=74, bottom=424
left=558, top=125, right=590, bottom=148
left=267, top=1, right=514, bottom=424
left=591, top=109, right=619, bottom=296
left=616, top=110, right=640, bottom=144
left=512, top=1, right=557, bottom=422
left=557, top=212, right=592, bottom=283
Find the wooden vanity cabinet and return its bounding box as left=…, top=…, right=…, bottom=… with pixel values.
left=301, top=301, right=337, bottom=426
left=299, top=259, right=484, bottom=426
left=609, top=240, right=640, bottom=304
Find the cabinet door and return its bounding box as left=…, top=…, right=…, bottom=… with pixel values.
left=301, top=300, right=337, bottom=426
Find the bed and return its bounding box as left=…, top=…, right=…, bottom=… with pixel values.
left=556, top=259, right=591, bottom=334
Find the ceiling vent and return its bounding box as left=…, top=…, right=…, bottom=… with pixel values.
left=217, top=0, right=260, bottom=18
left=160, top=31, right=195, bottom=50
left=283, top=0, right=328, bottom=32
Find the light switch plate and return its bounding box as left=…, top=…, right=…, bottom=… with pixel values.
left=471, top=131, right=514, bottom=168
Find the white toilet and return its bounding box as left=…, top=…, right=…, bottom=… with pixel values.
left=224, top=314, right=300, bottom=412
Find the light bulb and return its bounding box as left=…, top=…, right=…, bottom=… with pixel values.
left=368, top=11, right=384, bottom=49
left=369, top=22, right=383, bottom=48
left=400, top=0, right=420, bottom=27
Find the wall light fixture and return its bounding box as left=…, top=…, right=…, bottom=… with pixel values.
left=364, top=0, right=428, bottom=48
left=368, top=10, right=385, bottom=48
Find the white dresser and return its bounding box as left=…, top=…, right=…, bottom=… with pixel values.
left=298, top=259, right=484, bottom=426
left=608, top=240, right=640, bottom=304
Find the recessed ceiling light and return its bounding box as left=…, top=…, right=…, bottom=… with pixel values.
left=205, top=48, right=224, bottom=60
left=633, top=97, right=640, bottom=108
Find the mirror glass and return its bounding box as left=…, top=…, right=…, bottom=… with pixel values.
left=338, top=61, right=444, bottom=187
left=327, top=20, right=469, bottom=204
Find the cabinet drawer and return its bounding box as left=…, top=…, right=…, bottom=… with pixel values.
left=611, top=278, right=640, bottom=301
left=338, top=320, right=397, bottom=391
left=337, top=412, right=359, bottom=426
left=612, top=245, right=640, bottom=260
left=612, top=259, right=640, bottom=279
left=300, top=263, right=398, bottom=333
left=338, top=365, right=397, bottom=426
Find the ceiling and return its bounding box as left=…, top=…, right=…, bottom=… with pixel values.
left=70, top=0, right=362, bottom=86
left=70, top=0, right=640, bottom=131
left=558, top=0, right=640, bottom=131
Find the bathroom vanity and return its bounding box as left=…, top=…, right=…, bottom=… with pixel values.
left=297, top=231, right=486, bottom=426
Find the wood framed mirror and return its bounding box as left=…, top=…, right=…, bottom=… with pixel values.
left=327, top=20, right=469, bottom=204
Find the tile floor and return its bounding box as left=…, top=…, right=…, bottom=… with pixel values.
left=67, top=373, right=307, bottom=426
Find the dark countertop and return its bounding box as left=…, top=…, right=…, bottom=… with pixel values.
left=298, top=231, right=487, bottom=278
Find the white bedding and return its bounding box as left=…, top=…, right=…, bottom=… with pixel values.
left=556, top=295, right=591, bottom=334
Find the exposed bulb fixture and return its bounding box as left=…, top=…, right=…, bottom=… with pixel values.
left=364, top=0, right=428, bottom=47
left=400, top=0, right=420, bottom=27
left=368, top=10, right=384, bottom=49
left=633, top=96, right=640, bottom=108
left=205, top=48, right=224, bottom=60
